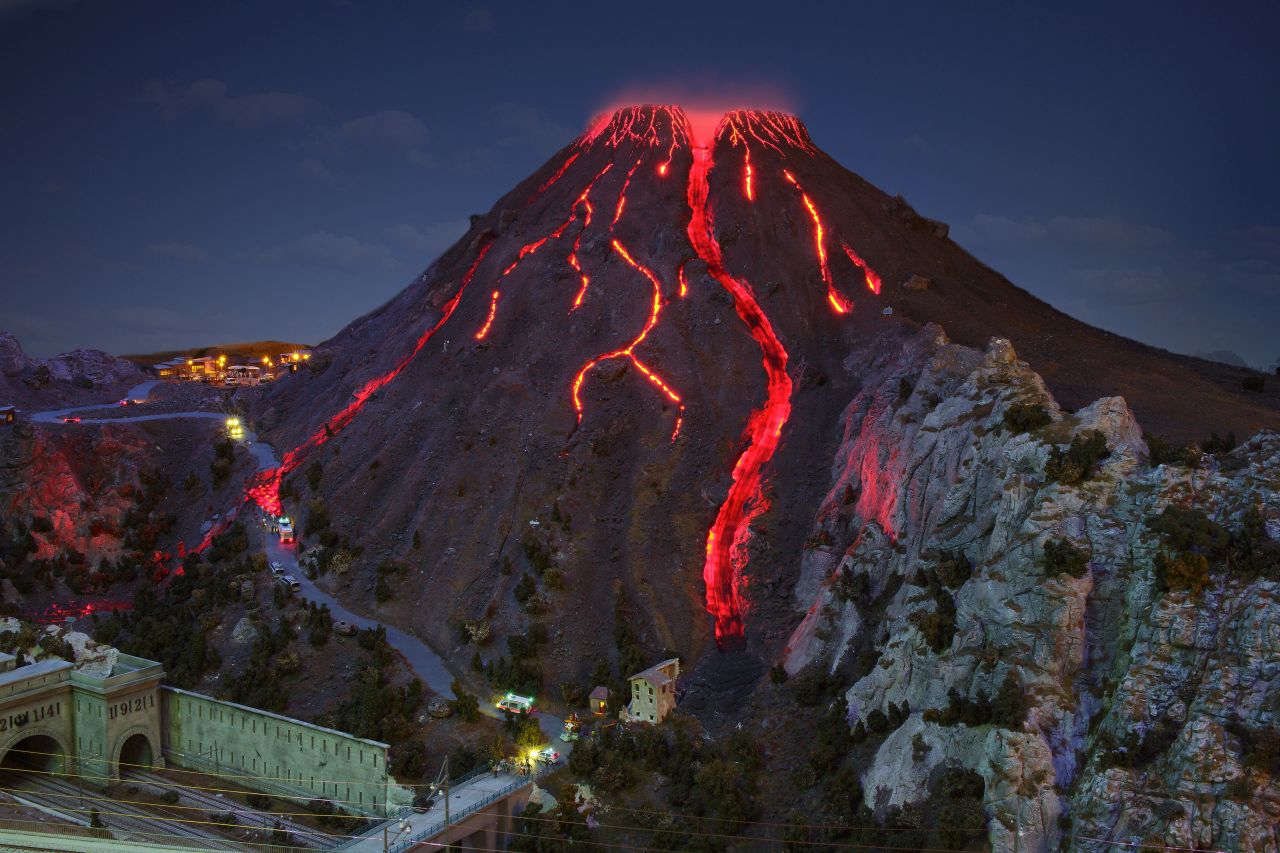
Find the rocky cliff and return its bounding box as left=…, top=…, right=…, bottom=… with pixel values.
left=783, top=330, right=1280, bottom=852
left=0, top=331, right=145, bottom=408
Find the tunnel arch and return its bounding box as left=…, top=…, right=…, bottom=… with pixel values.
left=112, top=728, right=158, bottom=779
left=0, top=732, right=68, bottom=776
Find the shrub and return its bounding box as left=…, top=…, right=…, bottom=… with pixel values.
left=1241, top=375, right=1265, bottom=393
left=935, top=551, right=972, bottom=589
left=1045, top=430, right=1110, bottom=485
left=448, top=680, right=481, bottom=723
left=1201, top=431, right=1237, bottom=454
left=245, top=793, right=271, bottom=811
left=1144, top=432, right=1193, bottom=467
left=1155, top=551, right=1210, bottom=594
left=769, top=664, right=788, bottom=684
left=1003, top=402, right=1052, bottom=434
left=1148, top=506, right=1230, bottom=557
left=1041, top=539, right=1090, bottom=578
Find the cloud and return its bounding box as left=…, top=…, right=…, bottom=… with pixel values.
left=457, top=5, right=493, bottom=31
left=303, top=110, right=434, bottom=167
left=491, top=103, right=573, bottom=155
left=146, top=241, right=209, bottom=263
left=387, top=220, right=471, bottom=256
left=1240, top=225, right=1280, bottom=256
left=902, top=133, right=930, bottom=153
left=141, top=78, right=319, bottom=126
left=1046, top=216, right=1173, bottom=249
left=297, top=157, right=337, bottom=186
left=957, top=213, right=1171, bottom=249
left=236, top=232, right=400, bottom=270
left=966, top=214, right=1048, bottom=243
left=1220, top=258, right=1280, bottom=297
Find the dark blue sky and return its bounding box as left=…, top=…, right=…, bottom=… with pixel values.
left=2, top=1, right=1278, bottom=367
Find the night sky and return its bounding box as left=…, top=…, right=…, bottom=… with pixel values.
left=2, top=1, right=1278, bottom=368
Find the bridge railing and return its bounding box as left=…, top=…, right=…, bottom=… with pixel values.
left=384, top=762, right=555, bottom=853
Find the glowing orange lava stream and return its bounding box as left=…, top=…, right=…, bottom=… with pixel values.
left=687, top=133, right=793, bottom=647
left=570, top=232, right=685, bottom=440
left=841, top=242, right=882, bottom=294
left=247, top=237, right=495, bottom=516
left=783, top=169, right=852, bottom=314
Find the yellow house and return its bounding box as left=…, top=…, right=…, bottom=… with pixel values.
left=623, top=658, right=680, bottom=725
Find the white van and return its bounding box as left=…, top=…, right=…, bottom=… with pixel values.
left=278, top=575, right=302, bottom=593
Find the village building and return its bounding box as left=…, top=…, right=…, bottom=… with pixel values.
left=589, top=685, right=609, bottom=716
left=623, top=658, right=680, bottom=725
left=152, top=358, right=190, bottom=380
left=0, top=405, right=17, bottom=426
left=223, top=364, right=263, bottom=386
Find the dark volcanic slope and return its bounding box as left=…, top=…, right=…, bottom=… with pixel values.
left=252, top=105, right=1279, bottom=678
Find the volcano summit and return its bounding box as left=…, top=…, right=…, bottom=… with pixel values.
left=251, top=104, right=1279, bottom=673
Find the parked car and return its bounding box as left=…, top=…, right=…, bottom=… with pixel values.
left=277, top=575, right=301, bottom=592
left=496, top=693, right=536, bottom=715
left=536, top=747, right=561, bottom=765
left=62, top=416, right=81, bottom=424
left=411, top=794, right=436, bottom=814
left=333, top=620, right=357, bottom=636
left=269, top=561, right=284, bottom=575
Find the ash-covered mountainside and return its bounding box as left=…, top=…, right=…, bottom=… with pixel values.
left=252, top=105, right=1279, bottom=681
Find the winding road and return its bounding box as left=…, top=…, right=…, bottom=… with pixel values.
left=31, top=380, right=569, bottom=747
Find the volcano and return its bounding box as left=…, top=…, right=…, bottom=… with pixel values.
left=250, top=105, right=1280, bottom=673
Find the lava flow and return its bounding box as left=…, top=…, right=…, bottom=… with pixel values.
left=783, top=169, right=853, bottom=314
left=247, top=237, right=495, bottom=516
left=687, top=132, right=794, bottom=647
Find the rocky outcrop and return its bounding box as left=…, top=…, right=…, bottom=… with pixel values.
left=784, top=330, right=1280, bottom=852
left=0, top=331, right=145, bottom=407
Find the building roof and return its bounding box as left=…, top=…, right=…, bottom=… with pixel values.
left=589, top=686, right=609, bottom=700
left=628, top=657, right=680, bottom=687
left=0, top=659, right=73, bottom=689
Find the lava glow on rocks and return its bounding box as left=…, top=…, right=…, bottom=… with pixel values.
left=242, top=105, right=882, bottom=647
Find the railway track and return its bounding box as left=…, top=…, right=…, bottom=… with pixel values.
left=0, top=770, right=245, bottom=850
left=123, top=769, right=344, bottom=850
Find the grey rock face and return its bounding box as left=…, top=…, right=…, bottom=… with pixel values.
left=784, top=330, right=1280, bottom=852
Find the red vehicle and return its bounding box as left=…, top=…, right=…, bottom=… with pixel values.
left=119, top=399, right=138, bottom=407
left=62, top=416, right=81, bottom=424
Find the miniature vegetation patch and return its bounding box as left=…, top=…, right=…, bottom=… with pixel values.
left=1147, top=504, right=1280, bottom=595
left=907, top=552, right=969, bottom=654
left=1041, top=539, right=1090, bottom=578
left=1045, top=429, right=1110, bottom=485
left=924, top=671, right=1029, bottom=730
left=1003, top=402, right=1052, bottom=434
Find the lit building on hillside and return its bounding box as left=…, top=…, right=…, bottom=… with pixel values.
left=623, top=658, right=680, bottom=725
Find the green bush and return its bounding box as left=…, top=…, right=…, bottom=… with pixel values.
left=1041, top=539, right=1090, bottom=578
left=1201, top=431, right=1237, bottom=454
left=1155, top=551, right=1210, bottom=594
left=449, top=680, right=480, bottom=722
left=1149, top=506, right=1230, bottom=557
left=1003, top=402, right=1052, bottom=434
left=1144, top=432, right=1193, bottom=467
left=1045, top=430, right=1110, bottom=485
left=935, top=551, right=972, bottom=588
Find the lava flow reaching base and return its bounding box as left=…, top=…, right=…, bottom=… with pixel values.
left=244, top=104, right=881, bottom=649
left=687, top=141, right=794, bottom=646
